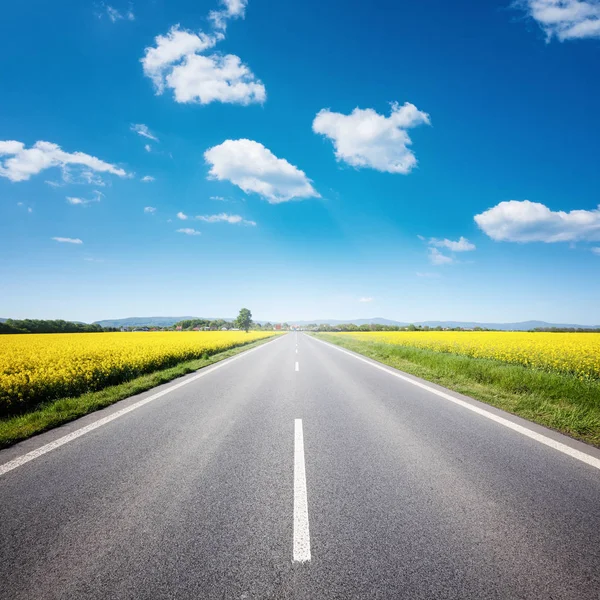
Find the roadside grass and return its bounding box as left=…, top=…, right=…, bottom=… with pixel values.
left=312, top=334, right=600, bottom=448
left=0, top=336, right=276, bottom=449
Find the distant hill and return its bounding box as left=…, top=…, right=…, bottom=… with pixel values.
left=3, top=315, right=597, bottom=331
left=289, top=318, right=600, bottom=330
left=93, top=316, right=201, bottom=328
left=291, top=318, right=407, bottom=326
left=92, top=316, right=243, bottom=328
left=413, top=320, right=600, bottom=330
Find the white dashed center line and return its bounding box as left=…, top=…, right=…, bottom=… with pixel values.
left=293, top=419, right=311, bottom=562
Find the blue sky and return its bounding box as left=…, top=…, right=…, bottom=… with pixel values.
left=1, top=0, right=599, bottom=324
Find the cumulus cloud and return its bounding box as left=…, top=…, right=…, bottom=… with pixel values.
left=66, top=190, right=103, bottom=206
left=196, top=212, right=256, bottom=225
left=131, top=124, right=158, bottom=142
left=177, top=211, right=188, bottom=220
left=141, top=23, right=264, bottom=105
left=52, top=237, right=83, bottom=244
left=429, top=236, right=476, bottom=252
left=518, top=0, right=600, bottom=41
left=142, top=26, right=222, bottom=91
left=312, top=102, right=430, bottom=174
left=144, top=206, right=156, bottom=213
left=0, top=140, right=127, bottom=183
left=141, top=175, right=155, bottom=182
left=358, top=297, right=374, bottom=303
left=474, top=200, right=600, bottom=242
left=429, top=247, right=453, bottom=265
left=177, top=228, right=201, bottom=235
left=204, top=139, right=319, bottom=203
left=166, top=53, right=266, bottom=105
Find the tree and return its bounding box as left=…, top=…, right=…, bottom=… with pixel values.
left=235, top=308, right=253, bottom=333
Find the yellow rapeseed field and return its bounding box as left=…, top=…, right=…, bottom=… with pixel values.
left=328, top=331, right=600, bottom=380
left=0, top=331, right=276, bottom=414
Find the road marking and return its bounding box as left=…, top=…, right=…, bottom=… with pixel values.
left=0, top=337, right=283, bottom=478
left=295, top=362, right=299, bottom=372
left=310, top=336, right=600, bottom=472
left=293, top=419, right=311, bottom=563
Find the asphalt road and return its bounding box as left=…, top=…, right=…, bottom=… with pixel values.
left=1, top=332, right=600, bottom=599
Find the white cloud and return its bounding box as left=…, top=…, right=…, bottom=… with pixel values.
left=196, top=212, right=256, bottom=225
left=141, top=175, right=155, bottom=182
left=27, top=207, right=33, bottom=213
left=144, top=206, right=156, bottom=213
left=312, top=102, right=430, bottom=174
left=105, top=5, right=135, bottom=23
left=177, top=228, right=201, bottom=235
left=144, top=144, right=152, bottom=153
left=131, top=124, right=158, bottom=142
left=429, top=247, right=453, bottom=265
left=142, top=25, right=221, bottom=91
left=209, top=0, right=248, bottom=30
left=0, top=140, right=127, bottom=183
left=592, top=247, right=600, bottom=255
left=67, top=190, right=103, bottom=206
left=166, top=53, right=266, bottom=105
left=429, top=236, right=476, bottom=252
left=204, top=139, right=319, bottom=203
left=141, top=24, right=265, bottom=105
left=358, top=297, right=374, bottom=303
left=474, top=200, right=600, bottom=242
left=519, top=0, right=600, bottom=41
left=177, top=211, right=188, bottom=220
left=210, top=195, right=228, bottom=201
left=52, top=237, right=83, bottom=244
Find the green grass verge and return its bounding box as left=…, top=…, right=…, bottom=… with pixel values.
left=0, top=336, right=276, bottom=449
left=312, top=333, right=600, bottom=448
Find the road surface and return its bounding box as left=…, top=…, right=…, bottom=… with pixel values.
left=1, top=332, right=599, bottom=599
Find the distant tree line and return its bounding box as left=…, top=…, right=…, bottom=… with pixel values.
left=0, top=319, right=118, bottom=334
left=174, top=311, right=270, bottom=332
left=532, top=327, right=600, bottom=333
left=307, top=324, right=494, bottom=332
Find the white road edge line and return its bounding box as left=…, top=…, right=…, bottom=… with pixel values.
left=309, top=335, right=600, bottom=472
left=0, top=336, right=284, bottom=478
left=293, top=418, right=311, bottom=563
left=295, top=361, right=300, bottom=372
